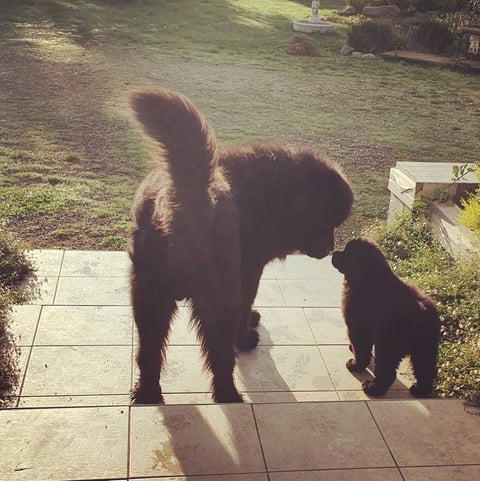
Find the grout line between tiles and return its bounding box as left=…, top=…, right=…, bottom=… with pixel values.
left=51, top=250, right=66, bottom=304
left=365, top=401, right=406, bottom=481
left=16, top=303, right=45, bottom=405
left=250, top=403, right=271, bottom=481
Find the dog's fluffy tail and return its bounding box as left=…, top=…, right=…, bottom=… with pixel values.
left=130, top=89, right=218, bottom=199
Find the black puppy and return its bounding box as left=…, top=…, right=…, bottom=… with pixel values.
left=332, top=237, right=440, bottom=397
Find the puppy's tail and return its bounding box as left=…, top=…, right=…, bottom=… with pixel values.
left=130, top=89, right=218, bottom=199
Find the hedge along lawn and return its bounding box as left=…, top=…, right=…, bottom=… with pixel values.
left=1, top=0, right=480, bottom=249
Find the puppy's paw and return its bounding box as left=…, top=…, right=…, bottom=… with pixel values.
left=236, top=329, right=259, bottom=351
left=346, top=358, right=366, bottom=372
left=362, top=379, right=387, bottom=397
left=250, top=310, right=261, bottom=328
left=410, top=383, right=432, bottom=398
left=131, top=384, right=164, bottom=404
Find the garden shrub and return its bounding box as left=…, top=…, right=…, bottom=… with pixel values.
left=0, top=230, right=32, bottom=406
left=365, top=210, right=480, bottom=403
left=459, top=165, right=480, bottom=238
left=348, top=21, right=395, bottom=52
left=411, top=20, right=453, bottom=54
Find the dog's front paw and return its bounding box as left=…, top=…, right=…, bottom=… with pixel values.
left=346, top=358, right=366, bottom=372
left=213, top=388, right=244, bottom=403
left=362, top=379, right=387, bottom=397
left=131, top=383, right=164, bottom=404
left=410, top=383, right=432, bottom=398
left=236, top=329, right=259, bottom=351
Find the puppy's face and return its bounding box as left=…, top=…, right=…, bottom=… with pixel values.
left=331, top=237, right=388, bottom=282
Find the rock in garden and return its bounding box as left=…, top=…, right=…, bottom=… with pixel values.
left=363, top=5, right=401, bottom=18
left=352, top=51, right=363, bottom=57
left=362, top=53, right=376, bottom=59
left=401, top=11, right=438, bottom=25
left=338, top=6, right=357, bottom=16
left=339, top=44, right=355, bottom=56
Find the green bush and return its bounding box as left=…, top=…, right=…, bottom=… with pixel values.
left=454, top=163, right=480, bottom=236
left=412, top=20, right=454, bottom=54
left=365, top=210, right=480, bottom=403
left=460, top=191, right=480, bottom=235
left=0, top=230, right=32, bottom=406
left=348, top=22, right=395, bottom=52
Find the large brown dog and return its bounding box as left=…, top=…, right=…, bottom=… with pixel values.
left=129, top=89, right=353, bottom=403
left=331, top=237, right=440, bottom=397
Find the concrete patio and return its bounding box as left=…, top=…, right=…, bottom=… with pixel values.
left=1, top=250, right=479, bottom=481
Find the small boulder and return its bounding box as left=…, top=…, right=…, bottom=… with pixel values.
left=401, top=11, right=439, bottom=25
left=363, top=5, right=401, bottom=18
left=339, top=44, right=355, bottom=56
left=338, top=5, right=357, bottom=16
left=362, top=53, right=376, bottom=59
left=352, top=51, right=363, bottom=57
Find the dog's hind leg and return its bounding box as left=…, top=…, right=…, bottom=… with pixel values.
left=131, top=270, right=177, bottom=404
left=191, top=298, right=243, bottom=403
left=363, top=338, right=404, bottom=396
left=409, top=338, right=438, bottom=398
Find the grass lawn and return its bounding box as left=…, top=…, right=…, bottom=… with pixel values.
left=1, top=0, right=480, bottom=249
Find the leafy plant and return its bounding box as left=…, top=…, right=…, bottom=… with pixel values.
left=0, top=230, right=32, bottom=406
left=452, top=163, right=480, bottom=238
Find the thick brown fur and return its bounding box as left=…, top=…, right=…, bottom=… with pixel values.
left=128, top=89, right=353, bottom=404
left=331, top=237, right=440, bottom=397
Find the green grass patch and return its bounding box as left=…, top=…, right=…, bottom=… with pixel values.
left=1, top=0, right=480, bottom=253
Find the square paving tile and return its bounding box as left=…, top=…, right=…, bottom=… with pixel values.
left=401, top=465, right=480, bottom=481
left=244, top=391, right=338, bottom=403
left=18, top=394, right=131, bottom=408
left=320, top=345, right=413, bottom=392
left=21, top=345, right=132, bottom=396
left=135, top=476, right=268, bottom=481
left=274, top=254, right=342, bottom=281
left=129, top=404, right=266, bottom=477
left=0, top=406, right=128, bottom=481
left=155, top=345, right=211, bottom=394
left=167, top=307, right=198, bottom=345
left=278, top=280, right=342, bottom=307
left=256, top=307, right=316, bottom=345
left=61, top=249, right=131, bottom=277
left=254, top=279, right=286, bottom=307
left=253, top=401, right=395, bottom=471
left=35, top=305, right=133, bottom=345
left=270, top=468, right=403, bottom=481
left=54, top=276, right=130, bottom=305
left=236, top=346, right=334, bottom=392
left=26, top=249, right=64, bottom=277
left=20, top=276, right=58, bottom=305
left=369, top=400, right=480, bottom=466
left=304, top=307, right=349, bottom=344
left=9, top=304, right=42, bottom=346
left=136, top=344, right=334, bottom=397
